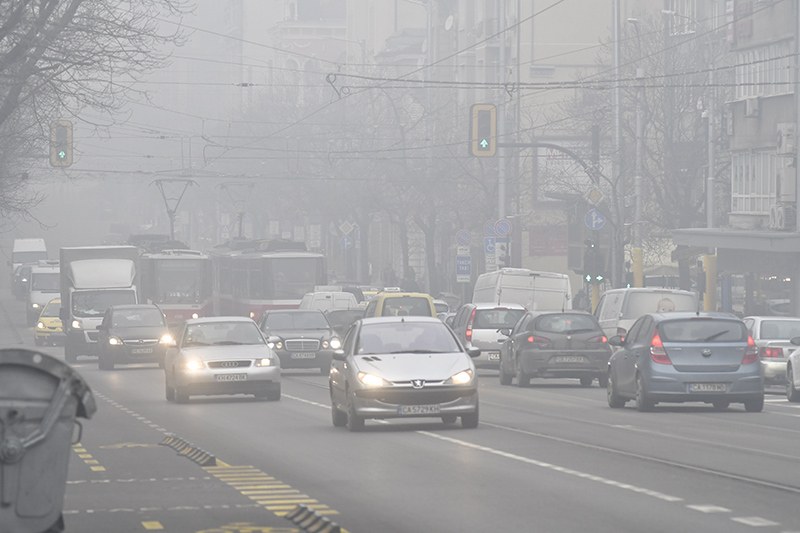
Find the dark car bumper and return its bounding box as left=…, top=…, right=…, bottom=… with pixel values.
left=104, top=344, right=166, bottom=365
left=275, top=349, right=334, bottom=369
left=519, top=348, right=611, bottom=378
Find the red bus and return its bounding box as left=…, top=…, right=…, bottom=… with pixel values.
left=139, top=249, right=213, bottom=327
left=211, top=240, right=326, bottom=322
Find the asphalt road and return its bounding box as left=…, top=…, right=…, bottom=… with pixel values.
left=2, top=292, right=800, bottom=533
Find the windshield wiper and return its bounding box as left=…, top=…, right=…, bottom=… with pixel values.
left=563, top=328, right=595, bottom=334
left=701, top=330, right=730, bottom=342
left=213, top=341, right=244, bottom=345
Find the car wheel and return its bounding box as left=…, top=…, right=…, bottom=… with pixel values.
left=744, top=396, right=764, bottom=413
left=331, top=402, right=347, bottom=427
left=787, top=366, right=800, bottom=403
left=597, top=374, right=609, bottom=389
left=461, top=407, right=479, bottom=429
left=265, top=385, right=281, bottom=401
left=579, top=376, right=593, bottom=387
left=320, top=365, right=330, bottom=376
left=34, top=337, right=43, bottom=347
left=607, top=371, right=626, bottom=408
left=711, top=401, right=729, bottom=411
left=514, top=358, right=530, bottom=387
left=635, top=374, right=654, bottom=412
left=499, top=359, right=513, bottom=386
left=441, top=415, right=457, bottom=425
left=64, top=343, right=78, bottom=364
left=346, top=397, right=364, bottom=432
left=175, top=386, right=190, bottom=404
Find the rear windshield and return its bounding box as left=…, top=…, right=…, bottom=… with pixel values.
left=473, top=308, right=525, bottom=329
left=381, top=297, right=432, bottom=317
left=624, top=292, right=696, bottom=318
left=759, top=320, right=800, bottom=339
left=659, top=319, right=747, bottom=343
left=535, top=313, right=600, bottom=334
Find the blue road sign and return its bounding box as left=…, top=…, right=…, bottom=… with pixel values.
left=456, top=229, right=471, bottom=246
left=494, top=218, right=512, bottom=237
left=484, top=237, right=496, bottom=254
left=584, top=208, right=606, bottom=231
left=341, top=235, right=352, bottom=249
left=484, top=221, right=497, bottom=237
left=456, top=255, right=472, bottom=283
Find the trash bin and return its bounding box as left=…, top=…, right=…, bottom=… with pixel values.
left=0, top=348, right=96, bottom=533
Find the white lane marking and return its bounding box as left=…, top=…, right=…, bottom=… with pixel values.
left=731, top=517, right=781, bottom=527
left=284, top=393, right=328, bottom=409
left=688, top=505, right=731, bottom=513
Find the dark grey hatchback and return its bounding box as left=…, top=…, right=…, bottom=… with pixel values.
left=96, top=304, right=172, bottom=370
left=606, top=312, right=764, bottom=412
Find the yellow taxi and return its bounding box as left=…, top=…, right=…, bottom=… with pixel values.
left=363, top=292, right=437, bottom=318
left=34, top=298, right=65, bottom=346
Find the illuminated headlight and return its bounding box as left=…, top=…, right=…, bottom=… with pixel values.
left=446, top=369, right=474, bottom=385
left=268, top=340, right=283, bottom=350
left=36, top=322, right=45, bottom=329
left=357, top=371, right=389, bottom=388
left=159, top=333, right=175, bottom=345
left=191, top=313, right=199, bottom=319
left=255, top=357, right=273, bottom=367
left=181, top=357, right=204, bottom=372
left=21, top=278, right=27, bottom=283
left=31, top=303, right=40, bottom=309
left=71, top=320, right=81, bottom=329
left=108, top=336, right=123, bottom=346
left=329, top=337, right=342, bottom=350
left=249, top=311, right=256, bottom=319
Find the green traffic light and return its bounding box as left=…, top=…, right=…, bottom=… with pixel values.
left=57, top=150, right=66, bottom=159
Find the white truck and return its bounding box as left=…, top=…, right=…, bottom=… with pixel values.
left=472, top=268, right=572, bottom=312
left=11, top=238, right=47, bottom=270
left=26, top=260, right=61, bottom=326
left=60, top=246, right=139, bottom=362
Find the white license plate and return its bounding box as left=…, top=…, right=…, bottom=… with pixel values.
left=555, top=356, right=585, bottom=363
left=487, top=351, right=501, bottom=361
left=215, top=373, right=247, bottom=382
left=290, top=352, right=317, bottom=359
left=131, top=347, right=153, bottom=354
left=397, top=404, right=441, bottom=416
left=689, top=383, right=727, bottom=392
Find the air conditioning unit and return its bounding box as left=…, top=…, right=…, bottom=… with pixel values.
left=777, top=166, right=796, bottom=202
left=777, top=123, right=796, bottom=155
left=744, top=97, right=760, bottom=118
left=769, top=204, right=797, bottom=231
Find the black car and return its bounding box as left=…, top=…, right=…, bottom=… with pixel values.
left=324, top=309, right=364, bottom=338
left=499, top=311, right=612, bottom=387
left=259, top=309, right=341, bottom=374
left=96, top=304, right=172, bottom=370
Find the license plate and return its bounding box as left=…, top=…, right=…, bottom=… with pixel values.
left=689, top=383, right=727, bottom=392
left=487, top=351, right=501, bottom=361
left=290, top=352, right=317, bottom=359
left=555, top=356, right=585, bottom=363
left=215, top=373, right=247, bottom=382
left=398, top=404, right=441, bottom=416
left=131, top=347, right=153, bottom=354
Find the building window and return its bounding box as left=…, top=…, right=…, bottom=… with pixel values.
left=735, top=40, right=794, bottom=100
left=731, top=151, right=779, bottom=215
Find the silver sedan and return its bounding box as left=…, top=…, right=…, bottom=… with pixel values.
left=164, top=317, right=281, bottom=403
left=329, top=316, right=480, bottom=431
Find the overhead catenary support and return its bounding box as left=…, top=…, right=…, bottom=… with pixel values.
left=151, top=179, right=197, bottom=241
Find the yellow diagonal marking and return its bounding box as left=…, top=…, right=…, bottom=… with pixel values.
left=84, top=460, right=99, bottom=465
left=255, top=494, right=311, bottom=501
left=240, top=486, right=292, bottom=494
left=141, top=521, right=164, bottom=530
left=90, top=466, right=106, bottom=472
left=258, top=499, right=317, bottom=505
left=78, top=454, right=92, bottom=459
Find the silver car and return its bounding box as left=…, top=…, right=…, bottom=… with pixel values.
left=451, top=303, right=526, bottom=369
left=743, top=316, right=800, bottom=384
left=329, top=316, right=480, bottom=431
left=164, top=317, right=281, bottom=403
left=787, top=337, right=800, bottom=402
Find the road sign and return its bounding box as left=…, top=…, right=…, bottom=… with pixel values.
left=341, top=235, right=352, bottom=249
left=456, top=255, right=472, bottom=283
left=338, top=220, right=354, bottom=235
left=457, top=245, right=470, bottom=256
left=494, top=218, right=512, bottom=237
left=584, top=208, right=606, bottom=231
left=483, top=237, right=496, bottom=254
left=584, top=187, right=605, bottom=206
left=456, top=229, right=471, bottom=246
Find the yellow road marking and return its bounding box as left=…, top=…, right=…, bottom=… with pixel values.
left=90, top=466, right=106, bottom=472
left=240, top=486, right=292, bottom=494
left=257, top=499, right=317, bottom=505
left=254, top=494, right=311, bottom=501
left=141, top=521, right=164, bottom=530
left=78, top=454, right=92, bottom=459
left=84, top=459, right=99, bottom=465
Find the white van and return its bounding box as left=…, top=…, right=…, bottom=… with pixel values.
left=11, top=238, right=47, bottom=270
left=472, top=268, right=572, bottom=311
left=299, top=291, right=359, bottom=312
left=594, top=287, right=698, bottom=338
left=26, top=261, right=60, bottom=325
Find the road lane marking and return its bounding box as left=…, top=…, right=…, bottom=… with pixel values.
left=687, top=505, right=731, bottom=513
left=732, top=517, right=781, bottom=527
left=141, top=521, right=164, bottom=530
left=72, top=443, right=107, bottom=473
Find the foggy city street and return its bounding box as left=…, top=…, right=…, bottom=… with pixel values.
left=3, top=1, right=800, bottom=532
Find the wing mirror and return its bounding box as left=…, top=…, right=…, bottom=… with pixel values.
left=791, top=336, right=800, bottom=346
left=608, top=335, right=625, bottom=347
left=497, top=328, right=511, bottom=337
left=466, top=347, right=481, bottom=358
left=332, top=349, right=347, bottom=361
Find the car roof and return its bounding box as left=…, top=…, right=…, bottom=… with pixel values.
left=606, top=287, right=695, bottom=295
left=184, top=316, right=256, bottom=324
left=109, top=304, right=160, bottom=311
left=377, top=292, right=432, bottom=299
left=264, top=309, right=324, bottom=314
left=743, top=316, right=800, bottom=321
left=649, top=311, right=740, bottom=322
left=529, top=310, right=593, bottom=317
left=469, top=303, right=526, bottom=310
left=360, top=316, right=443, bottom=325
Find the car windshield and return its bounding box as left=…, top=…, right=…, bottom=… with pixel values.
left=473, top=308, right=526, bottom=329
left=31, top=272, right=59, bottom=291
left=658, top=319, right=748, bottom=343
left=759, top=320, right=800, bottom=339
left=262, top=312, right=329, bottom=330
left=380, top=297, right=432, bottom=317
left=535, top=313, right=600, bottom=334
left=434, top=302, right=449, bottom=313
left=183, top=321, right=264, bottom=346
left=41, top=301, right=61, bottom=318
left=356, top=321, right=460, bottom=354
left=624, top=292, right=696, bottom=317
left=72, top=290, right=137, bottom=317
left=325, top=310, right=363, bottom=329
left=112, top=308, right=165, bottom=328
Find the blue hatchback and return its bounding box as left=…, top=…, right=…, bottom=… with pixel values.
left=606, top=312, right=764, bottom=412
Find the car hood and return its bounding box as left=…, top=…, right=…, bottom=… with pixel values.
left=181, top=344, right=272, bottom=360
left=353, top=352, right=471, bottom=381
left=112, top=326, right=168, bottom=340
left=265, top=328, right=332, bottom=338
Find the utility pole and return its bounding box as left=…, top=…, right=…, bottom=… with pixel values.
left=627, top=18, right=644, bottom=288
left=497, top=1, right=507, bottom=221
left=611, top=0, right=622, bottom=288
left=152, top=179, right=196, bottom=241
left=794, top=1, right=800, bottom=315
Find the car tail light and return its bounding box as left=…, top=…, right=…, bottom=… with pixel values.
left=527, top=335, right=550, bottom=347
left=758, top=346, right=783, bottom=359
left=742, top=336, right=759, bottom=365
left=465, top=307, right=477, bottom=342
left=589, top=335, right=608, bottom=344
left=650, top=333, right=672, bottom=365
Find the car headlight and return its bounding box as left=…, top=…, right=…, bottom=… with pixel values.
left=36, top=322, right=45, bottom=329
left=249, top=311, right=256, bottom=319
left=71, top=320, right=81, bottom=329
left=181, top=357, right=204, bottom=372
left=268, top=339, right=283, bottom=350
left=191, top=313, right=199, bottom=319
left=329, top=337, right=342, bottom=350
left=108, top=336, right=123, bottom=346
left=357, top=371, right=390, bottom=388
left=159, top=333, right=175, bottom=345
left=446, top=369, right=474, bottom=385
left=255, top=357, right=274, bottom=367
left=31, top=303, right=40, bottom=309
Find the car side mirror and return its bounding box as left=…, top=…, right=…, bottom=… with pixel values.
left=608, top=335, right=625, bottom=347
left=332, top=349, right=347, bottom=361
left=791, top=336, right=800, bottom=346
left=498, top=328, right=511, bottom=337
left=466, top=347, right=481, bottom=358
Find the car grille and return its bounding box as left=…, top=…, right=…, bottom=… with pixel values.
left=356, top=388, right=472, bottom=405
left=285, top=339, right=320, bottom=352
left=85, top=331, right=99, bottom=342
left=207, top=360, right=252, bottom=369
left=122, top=339, right=158, bottom=346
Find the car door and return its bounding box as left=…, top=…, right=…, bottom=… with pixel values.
left=616, top=316, right=650, bottom=394
left=506, top=313, right=532, bottom=371
left=97, top=310, right=112, bottom=348
left=330, top=324, right=357, bottom=406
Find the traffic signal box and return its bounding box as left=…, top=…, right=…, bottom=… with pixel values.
left=470, top=104, right=497, bottom=157
left=582, top=239, right=607, bottom=284
left=49, top=120, right=73, bottom=167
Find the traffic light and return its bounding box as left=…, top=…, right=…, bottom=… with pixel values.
left=49, top=119, right=73, bottom=167
left=583, top=239, right=606, bottom=284
left=496, top=241, right=509, bottom=268
left=470, top=103, right=496, bottom=157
